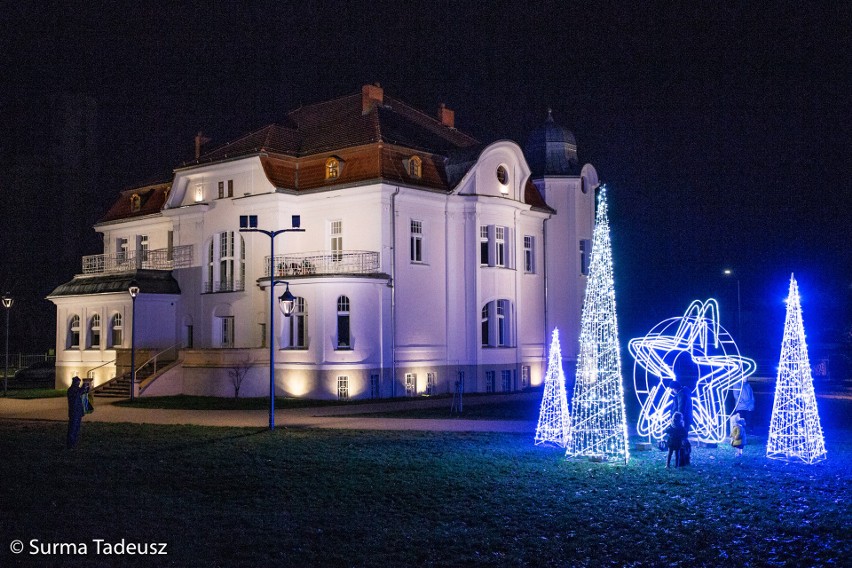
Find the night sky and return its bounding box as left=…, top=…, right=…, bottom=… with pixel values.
left=1, top=2, right=849, bottom=368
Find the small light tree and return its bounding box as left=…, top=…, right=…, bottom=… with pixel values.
left=228, top=358, right=253, bottom=399
left=535, top=328, right=571, bottom=447
left=766, top=275, right=826, bottom=464
left=567, top=187, right=630, bottom=463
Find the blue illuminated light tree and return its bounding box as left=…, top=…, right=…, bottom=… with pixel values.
left=535, top=328, right=571, bottom=447
left=766, top=275, right=826, bottom=464
left=566, top=187, right=630, bottom=463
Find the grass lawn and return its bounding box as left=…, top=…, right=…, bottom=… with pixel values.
left=4, top=389, right=66, bottom=400
left=1, top=419, right=849, bottom=567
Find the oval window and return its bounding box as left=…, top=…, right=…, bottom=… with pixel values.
left=496, top=165, right=509, bottom=186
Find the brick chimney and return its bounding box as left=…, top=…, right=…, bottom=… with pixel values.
left=362, top=83, right=384, bottom=114
left=438, top=103, right=455, bottom=128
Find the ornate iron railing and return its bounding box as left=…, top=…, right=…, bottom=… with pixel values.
left=203, top=280, right=245, bottom=294
left=266, top=251, right=381, bottom=277
left=82, top=245, right=193, bottom=274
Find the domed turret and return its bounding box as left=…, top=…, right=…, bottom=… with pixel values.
left=524, top=109, right=579, bottom=177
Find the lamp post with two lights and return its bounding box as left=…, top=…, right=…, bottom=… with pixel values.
left=2, top=294, right=12, bottom=396
left=128, top=283, right=140, bottom=402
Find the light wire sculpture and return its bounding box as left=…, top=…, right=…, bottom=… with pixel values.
left=766, top=274, right=826, bottom=464
left=630, top=299, right=756, bottom=444
left=534, top=328, right=571, bottom=447
left=566, top=187, right=630, bottom=463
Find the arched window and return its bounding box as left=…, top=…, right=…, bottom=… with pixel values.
left=336, top=295, right=350, bottom=349
left=407, top=155, right=422, bottom=178
left=325, top=157, right=340, bottom=180
left=68, top=315, right=81, bottom=349
left=110, top=313, right=123, bottom=347
left=481, top=299, right=513, bottom=348
left=89, top=314, right=101, bottom=349
left=205, top=232, right=245, bottom=293
left=288, top=297, right=308, bottom=349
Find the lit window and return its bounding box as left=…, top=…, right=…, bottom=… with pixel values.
left=110, top=313, right=123, bottom=347
left=337, top=296, right=350, bottom=349
left=130, top=193, right=141, bottom=212
left=68, top=315, right=81, bottom=349
left=407, top=155, right=422, bottom=178
left=524, top=236, right=535, bottom=273
left=194, top=183, right=204, bottom=202
left=89, top=314, right=101, bottom=349
left=325, top=158, right=340, bottom=180
left=405, top=373, right=417, bottom=397
left=218, top=181, right=225, bottom=199
left=288, top=297, right=308, bottom=349
left=426, top=372, right=436, bottom=395
left=331, top=220, right=343, bottom=262
left=410, top=220, right=423, bottom=263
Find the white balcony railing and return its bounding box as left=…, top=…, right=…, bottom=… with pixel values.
left=82, top=245, right=193, bottom=275
left=267, top=251, right=381, bottom=277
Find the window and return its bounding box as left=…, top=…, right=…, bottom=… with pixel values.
left=220, top=316, right=234, bottom=348
left=481, top=299, right=514, bottom=348
left=337, top=376, right=350, bottom=400
left=110, top=313, right=123, bottom=347
left=497, top=300, right=507, bottom=346
left=68, top=315, right=81, bottom=349
left=219, top=180, right=233, bottom=198
left=495, top=227, right=505, bottom=267
left=486, top=371, right=496, bottom=393
left=89, top=314, right=101, bottom=349
left=410, top=220, right=423, bottom=263
left=218, top=181, right=224, bottom=199
left=426, top=372, right=436, bottom=395
left=480, top=226, right=490, bottom=265
left=405, top=373, right=416, bottom=397
left=336, top=295, right=350, bottom=349
left=117, top=238, right=128, bottom=262
left=206, top=232, right=245, bottom=292
left=501, top=370, right=512, bottom=392
left=130, top=193, right=141, bottom=212
left=496, top=165, right=509, bottom=186
left=325, top=157, right=340, bottom=180
left=185, top=325, right=194, bottom=349
left=288, top=297, right=307, bottom=349
left=259, top=323, right=266, bottom=349
left=407, top=155, right=422, bottom=178
left=522, top=365, right=530, bottom=389
left=194, top=183, right=204, bottom=202
left=524, top=236, right=535, bottom=273
left=580, top=239, right=592, bottom=276
left=331, top=220, right=343, bottom=262
left=481, top=304, right=490, bottom=347
left=227, top=179, right=233, bottom=197
left=139, top=235, right=149, bottom=262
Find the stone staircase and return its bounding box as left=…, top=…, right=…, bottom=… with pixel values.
left=94, top=358, right=176, bottom=398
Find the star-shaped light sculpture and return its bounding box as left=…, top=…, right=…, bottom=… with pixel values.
left=629, top=299, right=756, bottom=444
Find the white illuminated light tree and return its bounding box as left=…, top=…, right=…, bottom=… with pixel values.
left=766, top=274, right=827, bottom=464
left=566, top=187, right=630, bottom=463
left=535, top=328, right=571, bottom=447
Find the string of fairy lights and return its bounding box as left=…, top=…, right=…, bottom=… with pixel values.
left=534, top=328, right=571, bottom=447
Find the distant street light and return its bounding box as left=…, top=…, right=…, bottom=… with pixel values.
left=128, top=283, right=140, bottom=402
left=723, top=269, right=741, bottom=339
left=239, top=214, right=305, bottom=430
left=2, top=294, right=12, bottom=397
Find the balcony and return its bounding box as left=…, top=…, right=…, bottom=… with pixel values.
left=203, top=280, right=245, bottom=294
left=266, top=251, right=381, bottom=277
left=82, top=246, right=193, bottom=275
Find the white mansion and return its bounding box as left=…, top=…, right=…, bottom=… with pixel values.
left=49, top=85, right=598, bottom=399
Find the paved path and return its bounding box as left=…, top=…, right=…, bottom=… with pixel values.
left=0, top=393, right=537, bottom=433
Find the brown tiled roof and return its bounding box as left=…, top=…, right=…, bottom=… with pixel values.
left=98, top=182, right=171, bottom=224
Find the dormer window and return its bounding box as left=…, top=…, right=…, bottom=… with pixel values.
left=407, top=155, right=422, bottom=179
left=130, top=193, right=141, bottom=212
left=325, top=157, right=341, bottom=180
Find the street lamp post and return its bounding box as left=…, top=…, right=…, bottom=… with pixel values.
left=128, top=283, right=140, bottom=402
left=2, top=295, right=12, bottom=397
left=239, top=214, right=304, bottom=430
left=723, top=269, right=741, bottom=339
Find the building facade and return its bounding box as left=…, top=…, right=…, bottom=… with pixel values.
left=48, top=85, right=598, bottom=399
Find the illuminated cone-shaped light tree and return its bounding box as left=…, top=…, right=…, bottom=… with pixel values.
left=766, top=274, right=827, bottom=464
left=567, top=187, right=629, bottom=463
left=535, top=328, right=571, bottom=447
